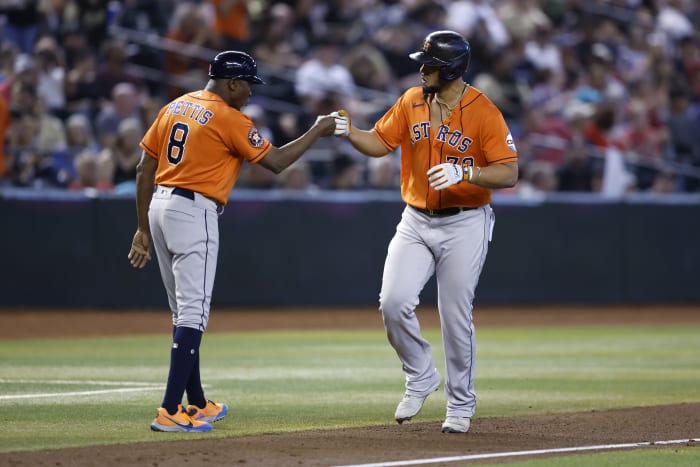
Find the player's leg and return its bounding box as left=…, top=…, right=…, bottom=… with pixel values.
left=148, top=200, right=177, bottom=318
left=165, top=199, right=227, bottom=423
left=434, top=206, right=494, bottom=427
left=152, top=197, right=219, bottom=427
left=380, top=207, right=441, bottom=422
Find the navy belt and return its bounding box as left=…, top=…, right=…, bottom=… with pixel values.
left=172, top=187, right=195, bottom=200
left=413, top=206, right=476, bottom=217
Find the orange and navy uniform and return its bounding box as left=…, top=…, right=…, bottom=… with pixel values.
left=373, top=86, right=517, bottom=210
left=140, top=90, right=272, bottom=206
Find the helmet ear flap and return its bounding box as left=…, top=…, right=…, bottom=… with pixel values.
left=438, top=50, right=471, bottom=81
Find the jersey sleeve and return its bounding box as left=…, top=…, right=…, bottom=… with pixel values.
left=480, top=100, right=518, bottom=166
left=373, top=92, right=411, bottom=152
left=223, top=113, right=272, bottom=163
left=140, top=105, right=169, bottom=159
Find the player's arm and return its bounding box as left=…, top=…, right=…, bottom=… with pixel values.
left=258, top=114, right=336, bottom=174
left=466, top=161, right=519, bottom=189
left=332, top=110, right=390, bottom=158
left=428, top=161, right=518, bottom=191
left=128, top=151, right=157, bottom=268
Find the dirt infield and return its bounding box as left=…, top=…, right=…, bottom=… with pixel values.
left=1, top=305, right=699, bottom=466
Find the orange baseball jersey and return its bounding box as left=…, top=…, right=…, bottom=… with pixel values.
left=373, top=85, right=517, bottom=209
left=140, top=90, right=272, bottom=205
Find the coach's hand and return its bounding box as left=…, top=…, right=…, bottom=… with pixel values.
left=128, top=229, right=152, bottom=269
left=313, top=114, right=337, bottom=136
left=331, top=109, right=351, bottom=137
left=428, top=163, right=464, bottom=190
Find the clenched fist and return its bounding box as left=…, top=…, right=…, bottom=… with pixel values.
left=331, top=109, right=351, bottom=136
left=427, top=163, right=464, bottom=190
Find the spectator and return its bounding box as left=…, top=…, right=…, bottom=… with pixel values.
left=328, top=153, right=364, bottom=190
left=5, top=109, right=67, bottom=188
left=277, top=159, right=318, bottom=192
left=52, top=112, right=99, bottom=181
left=557, top=140, right=596, bottom=192
left=64, top=47, right=100, bottom=116
left=444, top=0, right=509, bottom=50
left=94, top=39, right=144, bottom=100
left=523, top=24, right=564, bottom=85
left=517, top=160, right=558, bottom=200
left=0, top=93, right=10, bottom=180
left=97, top=116, right=143, bottom=188
left=294, top=33, right=356, bottom=117
left=68, top=149, right=114, bottom=192
left=32, top=35, right=66, bottom=118
left=164, top=2, right=219, bottom=100
left=648, top=170, right=677, bottom=194
left=95, top=81, right=143, bottom=150
left=497, top=0, right=551, bottom=43
left=341, top=40, right=395, bottom=95
left=0, top=0, right=41, bottom=55
left=472, top=47, right=529, bottom=134
left=209, top=0, right=250, bottom=50
left=250, top=3, right=306, bottom=70
left=614, top=98, right=669, bottom=190
left=666, top=87, right=700, bottom=191
left=367, top=154, right=399, bottom=191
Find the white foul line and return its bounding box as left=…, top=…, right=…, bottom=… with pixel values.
left=0, top=386, right=162, bottom=400
left=333, top=438, right=698, bottom=467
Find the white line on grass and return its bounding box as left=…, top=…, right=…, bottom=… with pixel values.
left=333, top=438, right=698, bottom=467
left=0, top=379, right=158, bottom=386
left=0, top=386, right=162, bottom=400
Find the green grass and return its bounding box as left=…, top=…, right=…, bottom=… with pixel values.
left=1, top=323, right=699, bottom=465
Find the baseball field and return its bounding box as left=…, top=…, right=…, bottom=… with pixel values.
left=0, top=305, right=698, bottom=466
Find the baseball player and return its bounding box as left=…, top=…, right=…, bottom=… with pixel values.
left=128, top=50, right=335, bottom=432
left=333, top=31, right=518, bottom=433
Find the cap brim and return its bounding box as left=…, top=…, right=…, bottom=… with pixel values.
left=409, top=51, right=449, bottom=66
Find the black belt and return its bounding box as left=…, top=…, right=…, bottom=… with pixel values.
left=172, top=187, right=195, bottom=200
left=412, top=206, right=476, bottom=217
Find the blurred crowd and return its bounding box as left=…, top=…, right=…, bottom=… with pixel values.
left=1, top=0, right=699, bottom=197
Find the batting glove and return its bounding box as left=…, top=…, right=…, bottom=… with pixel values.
left=427, top=163, right=464, bottom=190
left=331, top=109, right=351, bottom=136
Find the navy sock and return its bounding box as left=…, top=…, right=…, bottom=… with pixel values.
left=186, top=354, right=206, bottom=409
left=161, top=326, right=202, bottom=415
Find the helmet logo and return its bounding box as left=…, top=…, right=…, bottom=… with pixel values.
left=422, top=39, right=431, bottom=55
left=248, top=128, right=264, bottom=148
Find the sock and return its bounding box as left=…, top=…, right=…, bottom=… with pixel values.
left=161, top=326, right=202, bottom=415
left=186, top=353, right=207, bottom=409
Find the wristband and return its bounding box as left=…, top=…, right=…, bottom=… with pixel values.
left=465, top=166, right=473, bottom=182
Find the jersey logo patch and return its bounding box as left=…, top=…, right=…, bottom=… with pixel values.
left=506, top=132, right=517, bottom=152
left=248, top=128, right=264, bottom=148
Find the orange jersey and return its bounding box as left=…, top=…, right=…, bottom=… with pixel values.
left=373, top=86, right=517, bottom=209
left=140, top=90, right=272, bottom=205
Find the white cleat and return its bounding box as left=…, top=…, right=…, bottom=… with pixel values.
left=394, top=378, right=440, bottom=424
left=441, top=416, right=471, bottom=433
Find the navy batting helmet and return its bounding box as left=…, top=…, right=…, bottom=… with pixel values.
left=409, top=31, right=471, bottom=81
left=208, top=51, right=265, bottom=84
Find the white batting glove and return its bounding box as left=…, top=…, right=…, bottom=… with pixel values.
left=331, top=109, right=350, bottom=136
left=427, top=163, right=464, bottom=190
